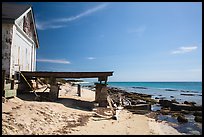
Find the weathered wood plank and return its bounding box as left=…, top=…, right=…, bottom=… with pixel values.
left=21, top=71, right=113, bottom=79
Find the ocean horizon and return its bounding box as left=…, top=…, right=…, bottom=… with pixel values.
left=82, top=81, right=202, bottom=106
left=107, top=81, right=202, bottom=91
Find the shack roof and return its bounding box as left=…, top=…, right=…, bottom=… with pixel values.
left=2, top=2, right=31, bottom=23
left=2, top=2, right=39, bottom=48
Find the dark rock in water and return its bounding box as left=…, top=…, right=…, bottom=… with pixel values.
left=184, top=101, right=196, bottom=106
left=132, top=86, right=148, bottom=89
left=184, top=101, right=190, bottom=104
left=193, top=111, right=202, bottom=116
left=165, top=89, right=178, bottom=91
left=181, top=90, right=190, bottom=93
left=171, top=103, right=202, bottom=111
left=170, top=96, right=174, bottom=98
left=171, top=103, right=191, bottom=111
left=190, top=101, right=196, bottom=105
left=180, top=93, right=196, bottom=96
left=194, top=116, right=202, bottom=123
left=155, top=97, right=160, bottom=99
left=159, top=100, right=172, bottom=108
left=177, top=115, right=188, bottom=123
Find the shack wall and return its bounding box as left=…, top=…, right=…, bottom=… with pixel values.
left=2, top=10, right=37, bottom=79
left=2, top=24, right=13, bottom=78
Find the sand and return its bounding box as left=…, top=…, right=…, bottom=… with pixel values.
left=2, top=83, right=182, bottom=135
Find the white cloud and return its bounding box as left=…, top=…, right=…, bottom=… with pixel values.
left=87, top=57, right=96, bottom=60
left=37, top=58, right=71, bottom=64
left=36, top=3, right=108, bottom=30
left=171, top=46, right=198, bottom=54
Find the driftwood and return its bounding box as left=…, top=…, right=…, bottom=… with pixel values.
left=92, top=112, right=114, bottom=121
left=107, top=95, right=116, bottom=115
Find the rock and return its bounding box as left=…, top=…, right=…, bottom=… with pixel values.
left=159, top=100, right=172, bottom=108
left=171, top=112, right=180, bottom=118
left=165, top=89, right=177, bottom=91
left=132, top=87, right=148, bottom=89
left=184, top=101, right=190, bottom=104
left=183, top=101, right=196, bottom=106
left=171, top=99, right=179, bottom=104
left=181, top=109, right=190, bottom=114
left=181, top=90, right=190, bottom=93
left=193, top=111, right=202, bottom=116
left=160, top=108, right=170, bottom=115
left=145, top=112, right=159, bottom=119
left=171, top=103, right=202, bottom=111
left=155, top=97, right=159, bottom=99
left=130, top=110, right=150, bottom=115
left=136, top=99, right=146, bottom=104
left=194, top=116, right=202, bottom=123
left=125, top=104, right=151, bottom=111
left=193, top=105, right=202, bottom=111
left=177, top=115, right=188, bottom=123
left=189, top=130, right=201, bottom=135
left=180, top=93, right=196, bottom=96
left=170, top=96, right=174, bottom=98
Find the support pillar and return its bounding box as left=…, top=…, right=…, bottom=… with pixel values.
left=36, top=79, right=39, bottom=89
left=77, top=84, right=81, bottom=97
left=49, top=77, right=59, bottom=101
left=49, top=85, right=59, bottom=101
left=95, top=83, right=108, bottom=107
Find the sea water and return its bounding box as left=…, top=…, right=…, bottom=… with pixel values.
left=107, top=82, right=202, bottom=105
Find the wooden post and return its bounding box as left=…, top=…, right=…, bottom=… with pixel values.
left=49, top=77, right=59, bottom=101
left=36, top=79, right=39, bottom=89
left=10, top=79, right=15, bottom=90
left=95, top=83, right=108, bottom=107
left=77, top=84, right=81, bottom=97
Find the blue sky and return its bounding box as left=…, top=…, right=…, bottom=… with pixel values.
left=22, top=2, right=202, bottom=82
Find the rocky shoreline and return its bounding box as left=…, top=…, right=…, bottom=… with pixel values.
left=105, top=86, right=202, bottom=135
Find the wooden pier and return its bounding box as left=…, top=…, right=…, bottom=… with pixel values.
left=18, top=71, right=113, bottom=106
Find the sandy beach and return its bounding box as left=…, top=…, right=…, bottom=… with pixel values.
left=2, top=83, right=183, bottom=135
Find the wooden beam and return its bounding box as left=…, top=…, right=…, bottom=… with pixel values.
left=20, top=71, right=113, bottom=78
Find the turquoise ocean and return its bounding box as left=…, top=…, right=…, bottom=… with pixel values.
left=107, top=82, right=202, bottom=105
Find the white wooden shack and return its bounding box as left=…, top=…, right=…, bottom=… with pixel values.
left=2, top=3, right=39, bottom=79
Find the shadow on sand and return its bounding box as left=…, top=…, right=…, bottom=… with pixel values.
left=17, top=92, right=95, bottom=111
